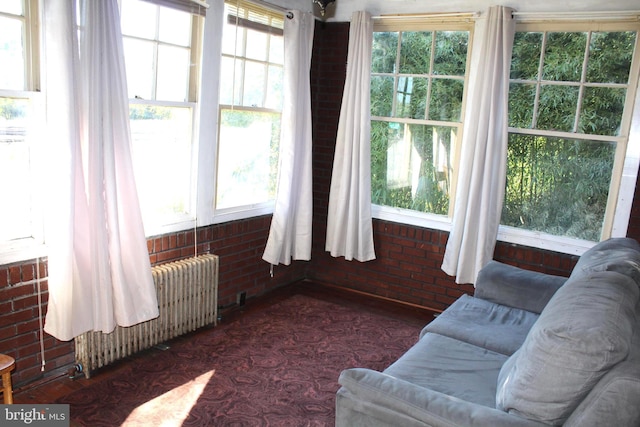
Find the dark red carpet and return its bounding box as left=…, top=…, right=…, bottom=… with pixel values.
left=58, top=293, right=426, bottom=426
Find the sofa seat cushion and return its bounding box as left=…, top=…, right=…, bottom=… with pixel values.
left=384, top=332, right=508, bottom=408
left=421, top=294, right=539, bottom=355
left=496, top=271, right=639, bottom=425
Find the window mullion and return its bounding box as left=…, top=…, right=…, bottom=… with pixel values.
left=573, top=31, right=591, bottom=133
left=426, top=31, right=436, bottom=121
left=532, top=32, right=548, bottom=129
left=391, top=33, right=402, bottom=117
left=238, top=25, right=248, bottom=106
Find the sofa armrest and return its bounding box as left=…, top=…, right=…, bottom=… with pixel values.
left=337, top=368, right=546, bottom=427
left=474, top=261, right=567, bottom=314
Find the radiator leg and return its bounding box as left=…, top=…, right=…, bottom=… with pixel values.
left=68, top=363, right=84, bottom=380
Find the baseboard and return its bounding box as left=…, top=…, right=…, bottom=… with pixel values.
left=301, top=278, right=443, bottom=314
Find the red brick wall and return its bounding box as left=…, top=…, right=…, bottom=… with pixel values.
left=0, top=216, right=305, bottom=387
left=0, top=260, right=72, bottom=387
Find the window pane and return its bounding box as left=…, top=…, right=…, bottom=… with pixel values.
left=537, top=84, right=578, bottom=132
left=502, top=134, right=615, bottom=241
left=511, top=32, right=542, bottom=80
left=243, top=61, right=266, bottom=107
left=371, top=121, right=453, bottom=215
left=156, top=45, right=190, bottom=102
left=372, top=32, right=398, bottom=74
left=121, top=0, right=157, bottom=39
left=130, top=105, right=193, bottom=220
left=246, top=29, right=268, bottom=61
left=222, top=17, right=244, bottom=56
left=217, top=109, right=280, bottom=209
left=433, top=31, right=468, bottom=76
left=0, top=98, right=33, bottom=241
left=219, top=56, right=243, bottom=105
left=429, top=78, right=464, bottom=122
left=371, top=75, right=394, bottom=117
left=123, top=38, right=155, bottom=100
left=0, top=1, right=23, bottom=14
left=508, top=83, right=536, bottom=128
left=542, top=32, right=586, bottom=82
left=396, top=77, right=427, bottom=119
left=265, top=65, right=283, bottom=110
left=159, top=8, right=191, bottom=47
left=400, top=31, right=431, bottom=74
left=0, top=17, right=25, bottom=90
left=587, top=31, right=635, bottom=84
left=579, top=87, right=626, bottom=136
left=269, top=34, right=284, bottom=64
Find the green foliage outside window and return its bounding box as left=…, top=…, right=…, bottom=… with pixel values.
left=371, top=25, right=637, bottom=243
left=502, top=135, right=615, bottom=241
left=504, top=30, right=636, bottom=240
left=370, top=30, right=468, bottom=215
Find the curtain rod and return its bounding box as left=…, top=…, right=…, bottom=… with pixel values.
left=512, top=10, right=640, bottom=20
left=254, top=0, right=288, bottom=14
left=248, top=0, right=294, bottom=18
left=190, top=0, right=209, bottom=8
left=374, top=12, right=480, bottom=20
left=374, top=10, right=640, bottom=21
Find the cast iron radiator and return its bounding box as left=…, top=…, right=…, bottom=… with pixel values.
left=74, top=254, right=219, bottom=378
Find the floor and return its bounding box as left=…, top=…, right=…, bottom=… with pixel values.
left=12, top=280, right=436, bottom=408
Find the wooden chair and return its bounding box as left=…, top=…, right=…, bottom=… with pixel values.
left=0, top=354, right=15, bottom=404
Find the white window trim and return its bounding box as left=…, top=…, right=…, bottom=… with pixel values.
left=194, top=0, right=221, bottom=227
left=0, top=0, right=44, bottom=265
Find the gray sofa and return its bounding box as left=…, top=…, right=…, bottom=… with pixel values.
left=336, top=238, right=640, bottom=426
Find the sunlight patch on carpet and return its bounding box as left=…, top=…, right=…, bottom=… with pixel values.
left=124, top=370, right=215, bottom=426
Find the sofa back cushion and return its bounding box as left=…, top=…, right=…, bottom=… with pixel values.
left=495, top=270, right=638, bottom=425
left=570, top=237, right=640, bottom=285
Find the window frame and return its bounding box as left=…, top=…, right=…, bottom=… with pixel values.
left=370, top=16, right=474, bottom=233
left=120, top=0, right=206, bottom=237
left=371, top=15, right=640, bottom=256
left=212, top=0, right=284, bottom=222
left=500, top=19, right=640, bottom=255
left=0, top=0, right=46, bottom=265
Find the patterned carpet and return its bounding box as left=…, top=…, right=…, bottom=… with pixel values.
left=59, top=294, right=426, bottom=426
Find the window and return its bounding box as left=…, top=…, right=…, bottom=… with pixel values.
left=371, top=15, right=640, bottom=254
left=370, top=19, right=472, bottom=226
left=216, top=0, right=284, bottom=213
left=502, top=22, right=640, bottom=246
left=0, top=0, right=43, bottom=263
left=120, top=0, right=204, bottom=234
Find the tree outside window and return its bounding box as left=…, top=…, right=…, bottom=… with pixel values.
left=503, top=29, right=638, bottom=242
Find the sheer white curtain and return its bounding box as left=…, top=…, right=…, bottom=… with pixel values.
left=44, top=0, right=159, bottom=341
left=441, top=6, right=515, bottom=284
left=262, top=10, right=315, bottom=266
left=325, top=11, right=376, bottom=262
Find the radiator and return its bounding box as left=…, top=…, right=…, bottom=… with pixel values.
left=74, top=254, right=219, bottom=378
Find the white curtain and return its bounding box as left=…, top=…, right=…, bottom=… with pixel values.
left=325, top=11, right=376, bottom=262
left=441, top=6, right=516, bottom=284
left=44, top=0, right=159, bottom=341
left=262, top=10, right=315, bottom=266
